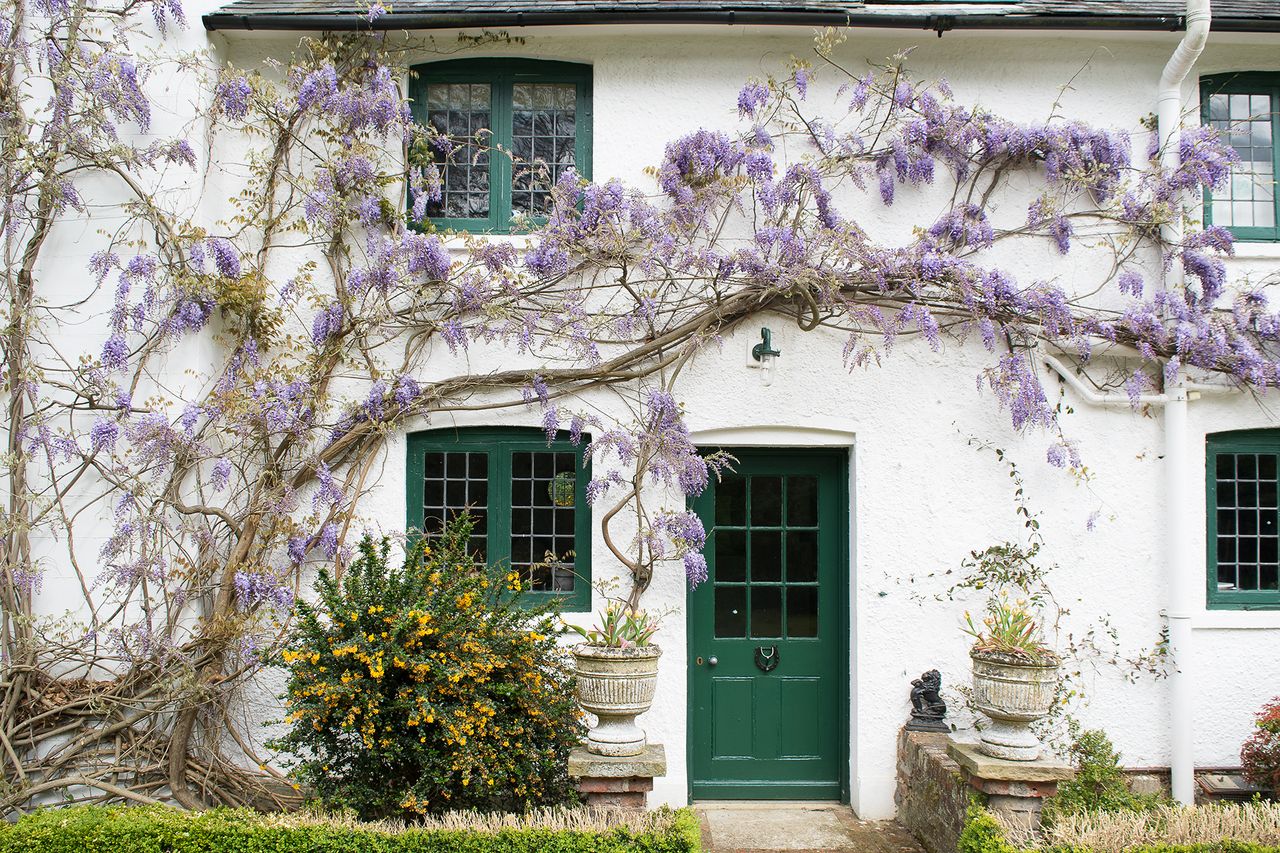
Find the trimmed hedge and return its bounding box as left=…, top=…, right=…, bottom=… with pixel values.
left=957, top=805, right=1280, bottom=853
left=0, top=805, right=702, bottom=853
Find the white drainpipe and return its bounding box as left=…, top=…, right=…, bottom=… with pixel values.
left=1043, top=2, right=1212, bottom=804
left=1158, top=0, right=1211, bottom=806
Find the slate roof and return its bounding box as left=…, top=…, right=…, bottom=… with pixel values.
left=203, top=0, right=1280, bottom=32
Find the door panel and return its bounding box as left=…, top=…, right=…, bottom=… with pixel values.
left=688, top=450, right=848, bottom=800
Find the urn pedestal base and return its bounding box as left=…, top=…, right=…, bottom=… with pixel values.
left=948, top=740, right=1075, bottom=835
left=978, top=717, right=1045, bottom=761
left=569, top=744, right=667, bottom=810
left=586, top=713, right=648, bottom=757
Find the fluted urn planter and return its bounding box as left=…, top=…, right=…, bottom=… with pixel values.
left=971, top=648, right=1061, bottom=761
left=572, top=644, right=661, bottom=757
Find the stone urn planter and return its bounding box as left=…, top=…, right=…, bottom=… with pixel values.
left=971, top=648, right=1061, bottom=761
left=572, top=643, right=661, bottom=757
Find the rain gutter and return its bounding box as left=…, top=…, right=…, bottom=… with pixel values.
left=201, top=9, right=1280, bottom=34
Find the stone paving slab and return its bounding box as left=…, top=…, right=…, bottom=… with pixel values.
left=696, top=802, right=926, bottom=853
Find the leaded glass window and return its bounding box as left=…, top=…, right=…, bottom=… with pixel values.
left=1207, top=431, right=1280, bottom=609
left=511, top=83, right=578, bottom=216
left=410, top=59, right=592, bottom=233
left=424, top=83, right=491, bottom=219
left=407, top=428, right=591, bottom=610
left=1202, top=74, right=1280, bottom=241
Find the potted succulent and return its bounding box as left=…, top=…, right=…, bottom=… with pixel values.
left=566, top=602, right=661, bottom=756
left=963, top=591, right=1061, bottom=761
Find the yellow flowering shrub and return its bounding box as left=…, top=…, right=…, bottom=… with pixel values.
left=271, top=516, right=583, bottom=819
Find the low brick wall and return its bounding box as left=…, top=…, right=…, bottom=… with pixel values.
left=896, top=729, right=975, bottom=853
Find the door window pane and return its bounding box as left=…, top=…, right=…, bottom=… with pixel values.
left=751, top=476, right=782, bottom=525
left=787, top=586, right=819, bottom=638
left=787, top=475, right=819, bottom=526
left=786, top=530, right=819, bottom=583
left=751, top=586, right=782, bottom=638
left=751, top=530, right=782, bottom=582
left=715, top=529, right=747, bottom=583
left=715, top=586, right=747, bottom=637
left=716, top=475, right=747, bottom=526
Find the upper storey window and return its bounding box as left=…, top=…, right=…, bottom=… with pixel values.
left=410, top=59, right=593, bottom=232
left=1201, top=73, right=1280, bottom=241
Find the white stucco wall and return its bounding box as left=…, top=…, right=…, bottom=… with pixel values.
left=28, top=8, right=1280, bottom=819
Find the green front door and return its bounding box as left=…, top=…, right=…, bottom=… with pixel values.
left=688, top=449, right=849, bottom=800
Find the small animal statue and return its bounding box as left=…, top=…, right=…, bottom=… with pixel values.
left=906, top=669, right=948, bottom=732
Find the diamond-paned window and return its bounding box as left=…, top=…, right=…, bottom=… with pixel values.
left=1207, top=431, right=1280, bottom=609
left=1202, top=74, right=1280, bottom=241
left=408, top=428, right=591, bottom=610
left=411, top=59, right=592, bottom=233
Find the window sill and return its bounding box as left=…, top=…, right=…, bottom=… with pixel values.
left=1193, top=610, right=1280, bottom=629
left=441, top=232, right=534, bottom=255
left=1226, top=241, right=1280, bottom=260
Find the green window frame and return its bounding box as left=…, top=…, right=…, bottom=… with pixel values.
left=1206, top=429, right=1280, bottom=610
left=1201, top=72, right=1280, bottom=242
left=406, top=427, right=592, bottom=611
left=409, top=58, right=593, bottom=233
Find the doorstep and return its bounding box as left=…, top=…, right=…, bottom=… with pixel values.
left=695, top=801, right=926, bottom=853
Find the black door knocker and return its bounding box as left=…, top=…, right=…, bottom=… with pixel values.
left=754, top=645, right=779, bottom=673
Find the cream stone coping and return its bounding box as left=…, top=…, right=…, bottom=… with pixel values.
left=568, top=744, right=667, bottom=778
left=947, top=740, right=1075, bottom=782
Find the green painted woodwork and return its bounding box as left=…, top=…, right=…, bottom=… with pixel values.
left=409, top=58, right=593, bottom=233
left=1201, top=73, right=1280, bottom=242
left=405, top=427, right=592, bottom=611
left=1205, top=429, right=1280, bottom=610
left=687, top=449, right=849, bottom=801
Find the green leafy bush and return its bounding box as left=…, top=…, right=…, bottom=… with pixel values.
left=958, top=805, right=1024, bottom=853
left=270, top=518, right=584, bottom=819
left=1041, top=729, right=1164, bottom=824
left=0, top=804, right=703, bottom=853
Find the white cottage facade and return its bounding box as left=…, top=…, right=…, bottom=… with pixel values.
left=22, top=0, right=1280, bottom=819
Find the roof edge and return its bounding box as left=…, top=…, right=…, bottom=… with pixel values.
left=201, top=9, right=1280, bottom=35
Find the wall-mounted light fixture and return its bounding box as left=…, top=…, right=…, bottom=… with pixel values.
left=746, top=327, right=781, bottom=385
left=751, top=327, right=781, bottom=363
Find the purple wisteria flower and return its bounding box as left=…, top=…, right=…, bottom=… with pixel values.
left=212, top=458, right=232, bottom=492
left=101, top=334, right=128, bottom=370
left=90, top=417, right=119, bottom=453
left=216, top=75, right=252, bottom=120
left=738, top=81, right=769, bottom=118
left=311, top=302, right=344, bottom=347
left=207, top=237, right=241, bottom=279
